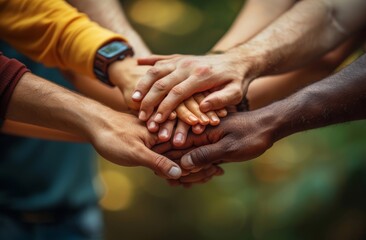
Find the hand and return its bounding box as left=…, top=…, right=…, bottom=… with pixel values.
left=145, top=92, right=228, bottom=146
left=133, top=53, right=250, bottom=123
left=108, top=57, right=151, bottom=111
left=175, top=93, right=227, bottom=126
left=154, top=111, right=276, bottom=171
left=87, top=108, right=182, bottom=179
left=148, top=118, right=192, bottom=147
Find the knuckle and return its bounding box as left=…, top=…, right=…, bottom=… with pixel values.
left=194, top=65, right=212, bottom=77
left=191, top=147, right=211, bottom=166
left=147, top=67, right=160, bottom=77
left=180, top=59, right=194, bottom=68
left=153, top=154, right=168, bottom=171
left=153, top=80, right=168, bottom=92
left=212, top=95, right=228, bottom=107
left=141, top=98, right=154, bottom=109
left=155, top=60, right=170, bottom=67
left=171, top=85, right=185, bottom=97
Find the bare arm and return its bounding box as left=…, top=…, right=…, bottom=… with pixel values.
left=164, top=53, right=366, bottom=170
left=133, top=0, right=366, bottom=121
left=64, top=0, right=152, bottom=112
left=5, top=72, right=182, bottom=179
left=213, top=0, right=296, bottom=51
left=247, top=35, right=362, bottom=110
left=235, top=0, right=366, bottom=75
left=212, top=0, right=358, bottom=110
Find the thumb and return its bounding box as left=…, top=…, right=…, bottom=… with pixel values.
left=180, top=141, right=225, bottom=170
left=139, top=146, right=182, bottom=179
left=200, top=84, right=244, bottom=112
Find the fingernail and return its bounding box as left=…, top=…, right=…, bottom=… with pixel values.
left=188, top=115, right=198, bottom=123
left=168, top=166, right=182, bottom=178
left=200, top=115, right=210, bottom=124
left=148, top=121, right=157, bottom=130
left=139, top=111, right=147, bottom=121
left=200, top=102, right=212, bottom=112
left=154, top=113, right=163, bottom=122
left=211, top=115, right=220, bottom=124
left=182, top=155, right=194, bottom=169
left=174, top=133, right=184, bottom=143
left=159, top=128, right=169, bottom=139
left=132, top=91, right=142, bottom=100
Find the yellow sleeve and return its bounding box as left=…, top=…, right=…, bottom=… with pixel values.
left=0, top=0, right=127, bottom=78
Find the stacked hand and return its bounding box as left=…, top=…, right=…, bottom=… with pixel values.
left=153, top=111, right=276, bottom=186
left=114, top=54, right=252, bottom=186
left=95, top=57, right=229, bottom=185
left=132, top=53, right=251, bottom=123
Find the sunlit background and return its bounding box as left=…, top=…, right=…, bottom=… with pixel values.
left=98, top=0, right=366, bottom=239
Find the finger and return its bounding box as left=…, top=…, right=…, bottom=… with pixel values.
left=133, top=66, right=176, bottom=118
left=181, top=141, right=226, bottom=170
left=197, top=92, right=221, bottom=125
left=205, top=111, right=220, bottom=126
left=137, top=145, right=182, bottom=179
left=200, top=83, right=243, bottom=112
left=192, top=124, right=206, bottom=134
left=178, top=165, right=221, bottom=183
left=173, top=120, right=190, bottom=147
left=184, top=97, right=210, bottom=125
left=163, top=148, right=194, bottom=160
left=139, top=69, right=189, bottom=121
left=168, top=111, right=177, bottom=120
left=215, top=166, right=225, bottom=176
left=154, top=75, right=214, bottom=123
left=137, top=54, right=180, bottom=66
left=175, top=103, right=199, bottom=125
left=216, top=108, right=228, bottom=118
left=166, top=179, right=181, bottom=187
left=158, top=119, right=176, bottom=142
left=146, top=114, right=159, bottom=133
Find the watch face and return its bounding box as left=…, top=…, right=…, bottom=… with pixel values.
left=98, top=42, right=129, bottom=58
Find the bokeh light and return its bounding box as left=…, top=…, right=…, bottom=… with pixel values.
left=99, top=169, right=134, bottom=211
left=130, top=0, right=203, bottom=35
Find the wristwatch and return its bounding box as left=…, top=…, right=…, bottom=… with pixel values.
left=93, top=41, right=134, bottom=86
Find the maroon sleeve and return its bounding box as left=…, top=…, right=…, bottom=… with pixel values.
left=0, top=52, right=30, bottom=120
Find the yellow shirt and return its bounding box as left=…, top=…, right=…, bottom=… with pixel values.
left=0, top=0, right=127, bottom=78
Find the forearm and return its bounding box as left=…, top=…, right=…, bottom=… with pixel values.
left=264, top=54, right=366, bottom=142
left=63, top=71, right=129, bottom=113
left=231, top=0, right=366, bottom=77
left=213, top=0, right=296, bottom=51
left=68, top=0, right=151, bottom=57
left=247, top=35, right=361, bottom=110
left=5, top=72, right=113, bottom=139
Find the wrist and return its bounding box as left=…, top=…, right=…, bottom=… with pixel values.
left=227, top=43, right=270, bottom=81
left=255, top=102, right=289, bottom=144
left=94, top=41, right=134, bottom=86
left=107, top=57, right=132, bottom=88
left=223, top=50, right=259, bottom=93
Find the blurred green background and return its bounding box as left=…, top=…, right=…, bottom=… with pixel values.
left=98, top=0, right=366, bottom=239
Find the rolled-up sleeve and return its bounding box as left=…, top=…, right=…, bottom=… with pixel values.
left=0, top=0, right=126, bottom=78
left=0, top=52, right=30, bottom=121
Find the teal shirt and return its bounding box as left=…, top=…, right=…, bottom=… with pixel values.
left=0, top=42, right=98, bottom=211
